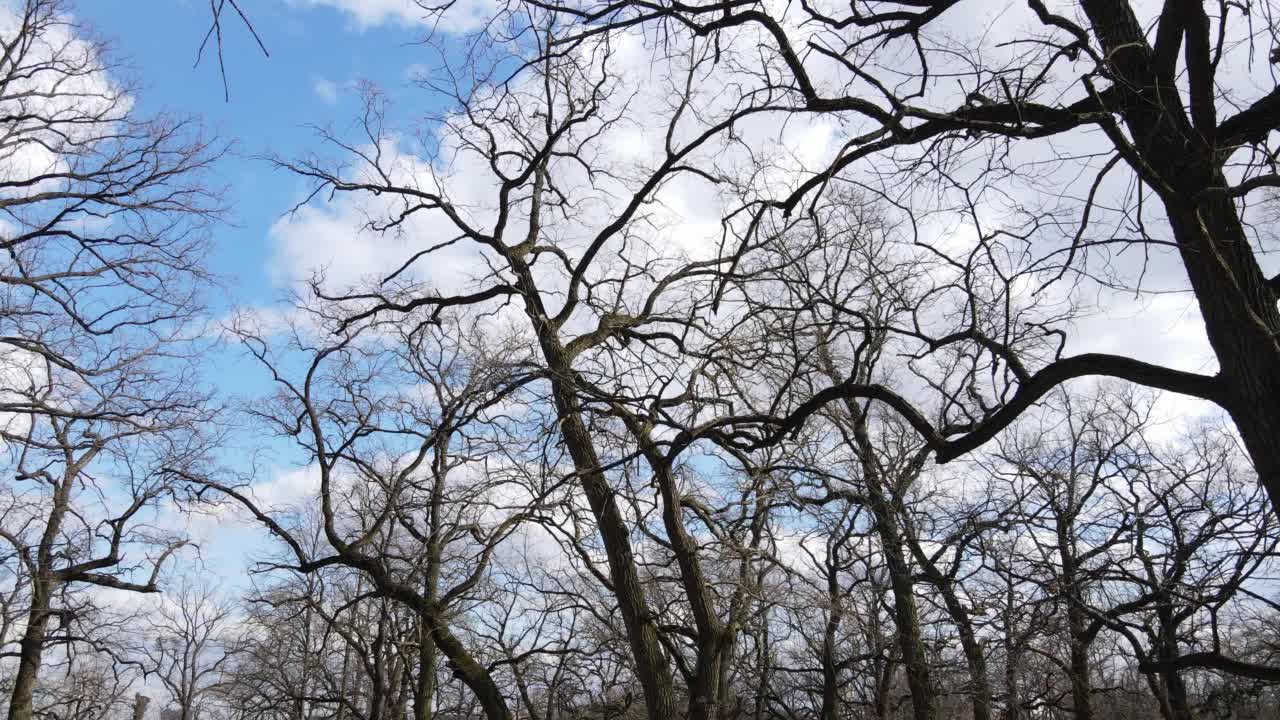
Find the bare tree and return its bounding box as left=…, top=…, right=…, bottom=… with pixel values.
left=196, top=11, right=796, bottom=718
left=983, top=388, right=1280, bottom=719
left=0, top=2, right=222, bottom=718
left=95, top=2, right=1280, bottom=719
left=28, top=656, right=135, bottom=720
left=185, top=299, right=557, bottom=720
left=497, top=0, right=1280, bottom=519
left=988, top=390, right=1155, bottom=720
left=142, top=580, right=239, bottom=720
left=217, top=572, right=329, bottom=720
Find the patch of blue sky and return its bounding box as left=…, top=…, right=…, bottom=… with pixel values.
left=77, top=1, right=454, bottom=300
left=69, top=1, right=470, bottom=584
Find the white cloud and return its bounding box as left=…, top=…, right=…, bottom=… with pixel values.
left=249, top=464, right=322, bottom=514
left=312, top=76, right=339, bottom=104
left=267, top=173, right=493, bottom=294
left=287, top=0, right=421, bottom=27
left=1071, top=289, right=1216, bottom=375
left=0, top=5, right=129, bottom=202
left=265, top=19, right=846, bottom=304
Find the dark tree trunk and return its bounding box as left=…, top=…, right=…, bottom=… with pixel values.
left=415, top=621, right=438, bottom=720
left=903, top=513, right=992, bottom=720
left=1155, top=604, right=1193, bottom=720
left=1076, top=0, right=1280, bottom=519
left=6, top=468, right=74, bottom=720
left=1066, top=619, right=1095, bottom=720
left=541, top=372, right=677, bottom=720
left=932, top=577, right=993, bottom=720
left=1061, top=550, right=1094, bottom=720
left=1164, top=200, right=1280, bottom=518
left=132, top=694, right=151, bottom=720
left=853, top=438, right=934, bottom=720
left=7, top=598, right=51, bottom=720
left=510, top=249, right=679, bottom=720
left=429, top=621, right=513, bottom=720
left=879, top=527, right=936, bottom=720
left=819, top=601, right=843, bottom=720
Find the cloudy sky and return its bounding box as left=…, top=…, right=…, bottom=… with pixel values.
left=61, top=0, right=1231, bottom=588
left=78, top=1, right=446, bottom=298
left=73, top=0, right=1227, bottom=370
left=67, top=0, right=467, bottom=584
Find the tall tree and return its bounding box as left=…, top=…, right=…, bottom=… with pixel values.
left=512, top=0, right=1280, bottom=518
left=0, top=2, right=221, bottom=718
left=143, top=580, right=239, bottom=720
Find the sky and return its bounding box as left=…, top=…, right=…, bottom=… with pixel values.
left=58, top=0, right=1231, bottom=589
left=1, top=4, right=1259, bottom=709
left=64, top=1, right=467, bottom=583
left=77, top=1, right=443, bottom=303
left=69, top=0, right=1231, bottom=383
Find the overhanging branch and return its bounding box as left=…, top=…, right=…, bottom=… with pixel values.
left=1218, top=85, right=1280, bottom=147
left=1139, top=652, right=1280, bottom=682
left=707, top=353, right=1225, bottom=463
left=933, top=353, right=1225, bottom=462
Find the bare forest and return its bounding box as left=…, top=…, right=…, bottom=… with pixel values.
left=3, top=0, right=1280, bottom=718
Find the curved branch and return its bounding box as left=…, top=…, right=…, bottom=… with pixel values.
left=933, top=353, right=1225, bottom=462
left=1218, top=86, right=1280, bottom=147
left=1139, top=652, right=1280, bottom=682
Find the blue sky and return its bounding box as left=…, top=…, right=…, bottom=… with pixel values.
left=63, top=0, right=1226, bottom=589
left=66, top=1, right=455, bottom=580
left=78, top=1, right=441, bottom=307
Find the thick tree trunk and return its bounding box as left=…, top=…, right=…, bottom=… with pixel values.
left=903, top=514, right=992, bottom=720
left=6, top=600, right=51, bottom=720
left=933, top=580, right=992, bottom=720
left=368, top=606, right=388, bottom=720
left=1003, top=651, right=1021, bottom=720
left=1002, top=578, right=1023, bottom=720
left=752, top=616, right=773, bottom=720
left=880, top=530, right=936, bottom=720
left=688, top=646, right=724, bottom=720
left=715, top=633, right=739, bottom=720
left=819, top=602, right=843, bottom=720
left=543, top=376, right=677, bottom=720
left=7, top=473, right=71, bottom=720
left=873, top=654, right=895, bottom=720
left=855, top=444, right=934, bottom=720
left=414, top=621, right=437, bottom=720
left=334, top=624, right=353, bottom=720
left=859, top=462, right=935, bottom=720
left=511, top=251, right=678, bottom=720
left=1060, top=546, right=1093, bottom=720
left=828, top=356, right=936, bottom=720
left=1077, top=0, right=1280, bottom=519
left=429, top=621, right=513, bottom=720
left=1155, top=605, right=1193, bottom=720
left=1066, top=621, right=1094, bottom=720
left=1143, top=669, right=1176, bottom=720
left=300, top=599, right=316, bottom=720
left=1165, top=201, right=1280, bottom=518
left=637, top=432, right=730, bottom=720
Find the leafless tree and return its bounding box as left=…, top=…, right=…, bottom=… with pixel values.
left=490, top=0, right=1280, bottom=521
left=27, top=656, right=134, bottom=720
left=130, top=1, right=1280, bottom=718
left=142, top=579, right=239, bottom=720
left=0, top=2, right=223, bottom=718
left=187, top=9, right=800, bottom=717
left=983, top=388, right=1280, bottom=719
left=182, top=296, right=560, bottom=720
